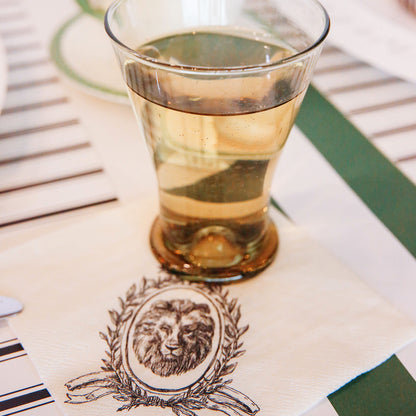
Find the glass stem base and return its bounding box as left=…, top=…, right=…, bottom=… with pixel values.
left=150, top=216, right=278, bottom=283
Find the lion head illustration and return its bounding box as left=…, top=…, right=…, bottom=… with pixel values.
left=132, top=299, right=215, bottom=377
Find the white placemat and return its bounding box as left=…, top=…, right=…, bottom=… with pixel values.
left=1, top=197, right=415, bottom=416
left=319, top=0, right=416, bottom=84
left=0, top=1, right=117, bottom=231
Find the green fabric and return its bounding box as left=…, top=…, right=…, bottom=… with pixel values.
left=270, top=197, right=288, bottom=218
left=292, top=86, right=416, bottom=415
left=295, top=86, right=416, bottom=259
left=329, top=356, right=416, bottom=416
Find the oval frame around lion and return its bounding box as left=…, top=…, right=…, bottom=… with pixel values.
left=121, top=286, right=224, bottom=396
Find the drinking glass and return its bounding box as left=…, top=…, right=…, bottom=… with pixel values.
left=105, top=0, right=329, bottom=282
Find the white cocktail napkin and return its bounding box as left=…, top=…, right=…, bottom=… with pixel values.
left=1, top=197, right=415, bottom=416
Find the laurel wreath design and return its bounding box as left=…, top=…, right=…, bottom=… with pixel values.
left=98, top=273, right=248, bottom=415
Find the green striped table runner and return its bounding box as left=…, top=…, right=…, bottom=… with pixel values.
left=296, top=86, right=416, bottom=258
left=290, top=85, right=416, bottom=415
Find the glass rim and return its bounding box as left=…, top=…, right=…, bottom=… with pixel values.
left=104, top=0, right=330, bottom=74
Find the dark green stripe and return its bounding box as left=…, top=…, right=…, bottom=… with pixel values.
left=295, top=85, right=416, bottom=258
left=270, top=197, right=289, bottom=219
left=329, top=356, right=416, bottom=415
left=293, top=86, right=416, bottom=415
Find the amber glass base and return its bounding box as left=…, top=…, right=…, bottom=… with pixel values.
left=150, top=216, right=278, bottom=283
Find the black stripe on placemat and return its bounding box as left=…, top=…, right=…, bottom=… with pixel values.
left=314, top=61, right=366, bottom=75
left=372, top=123, right=416, bottom=139
left=2, top=400, right=55, bottom=416
left=0, top=353, right=27, bottom=363
left=0, top=28, right=33, bottom=38
left=8, top=58, right=49, bottom=71
left=0, top=343, right=23, bottom=357
left=0, top=168, right=104, bottom=194
left=0, top=197, right=118, bottom=228
left=5, top=43, right=41, bottom=54
left=397, top=154, right=416, bottom=163
left=1, top=97, right=69, bottom=115
left=320, top=45, right=341, bottom=55
left=0, top=119, right=80, bottom=140
left=7, top=77, right=59, bottom=91
left=0, top=384, right=43, bottom=399
left=0, top=142, right=91, bottom=166
left=348, top=96, right=416, bottom=116
left=0, top=389, right=50, bottom=412
left=0, top=338, right=17, bottom=346
left=328, top=77, right=400, bottom=95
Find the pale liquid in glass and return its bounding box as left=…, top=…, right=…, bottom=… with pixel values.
left=125, top=31, right=305, bottom=278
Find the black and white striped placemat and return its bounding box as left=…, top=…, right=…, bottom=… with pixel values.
left=313, top=45, right=416, bottom=183
left=0, top=321, right=61, bottom=416
left=0, top=1, right=119, bottom=413
left=0, top=0, right=118, bottom=230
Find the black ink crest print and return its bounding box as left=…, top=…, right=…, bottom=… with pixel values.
left=132, top=299, right=215, bottom=377
left=65, top=273, right=259, bottom=416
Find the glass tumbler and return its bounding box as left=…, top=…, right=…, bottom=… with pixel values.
left=105, top=0, right=329, bottom=282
